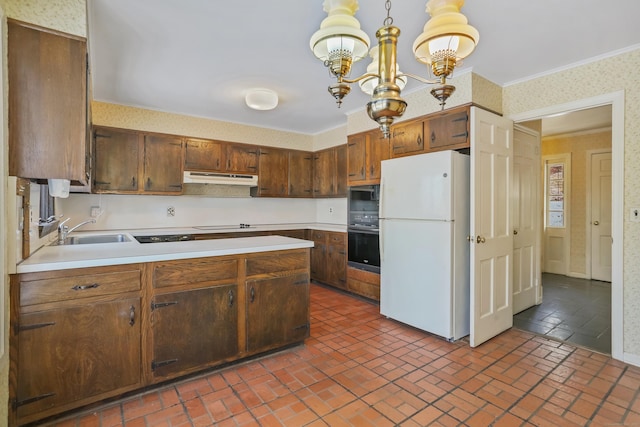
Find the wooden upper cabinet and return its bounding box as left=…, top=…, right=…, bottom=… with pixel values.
left=313, top=148, right=335, bottom=197
left=143, top=135, right=184, bottom=194
left=347, top=133, right=367, bottom=183
left=252, top=147, right=289, bottom=197
left=390, top=119, right=424, bottom=158
left=335, top=144, right=348, bottom=197
left=226, top=144, right=258, bottom=174
left=93, top=128, right=140, bottom=193
left=312, top=145, right=347, bottom=198
left=184, top=139, right=223, bottom=171
left=288, top=150, right=313, bottom=197
left=347, top=130, right=389, bottom=185
left=426, top=106, right=470, bottom=151
left=93, top=127, right=183, bottom=194
left=8, top=20, right=88, bottom=183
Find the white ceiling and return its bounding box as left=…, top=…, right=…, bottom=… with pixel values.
left=87, top=0, right=639, bottom=136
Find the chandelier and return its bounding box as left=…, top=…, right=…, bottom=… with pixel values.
left=310, top=0, right=479, bottom=137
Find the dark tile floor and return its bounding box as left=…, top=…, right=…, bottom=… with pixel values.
left=513, top=273, right=611, bottom=354
left=45, top=282, right=640, bottom=426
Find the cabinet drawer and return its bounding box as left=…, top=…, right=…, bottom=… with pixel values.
left=20, top=269, right=141, bottom=307
left=328, top=232, right=346, bottom=246
left=347, top=267, right=380, bottom=301
left=246, top=250, right=308, bottom=276
left=310, top=230, right=326, bottom=242
left=153, top=258, right=238, bottom=288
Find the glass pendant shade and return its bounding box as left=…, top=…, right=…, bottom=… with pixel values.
left=412, top=0, right=479, bottom=69
left=310, top=0, right=370, bottom=76
left=358, top=45, right=407, bottom=96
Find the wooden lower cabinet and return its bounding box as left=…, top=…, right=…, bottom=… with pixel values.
left=246, top=273, right=310, bottom=352
left=347, top=267, right=381, bottom=301
left=150, top=285, right=238, bottom=379
left=10, top=248, right=310, bottom=426
left=309, top=230, right=347, bottom=290
left=11, top=265, right=143, bottom=426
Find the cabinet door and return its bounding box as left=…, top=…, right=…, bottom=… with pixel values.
left=226, top=144, right=258, bottom=174
left=8, top=21, right=88, bottom=183
left=390, top=120, right=424, bottom=157
left=335, top=145, right=348, bottom=197
left=310, top=241, right=327, bottom=283
left=151, top=285, right=238, bottom=379
left=246, top=274, right=309, bottom=352
left=348, top=134, right=367, bottom=184
left=327, top=242, right=347, bottom=289
left=184, top=139, right=224, bottom=171
left=288, top=150, right=313, bottom=197
left=312, top=149, right=335, bottom=197
left=16, top=298, right=141, bottom=419
left=143, top=135, right=184, bottom=193
left=428, top=108, right=470, bottom=151
left=367, top=131, right=390, bottom=181
left=93, top=128, right=140, bottom=193
left=255, top=148, right=289, bottom=197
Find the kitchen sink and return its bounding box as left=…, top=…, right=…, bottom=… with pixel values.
left=59, top=234, right=131, bottom=245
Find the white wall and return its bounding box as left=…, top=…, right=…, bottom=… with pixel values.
left=57, top=193, right=347, bottom=231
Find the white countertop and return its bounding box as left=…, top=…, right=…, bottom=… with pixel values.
left=17, top=235, right=314, bottom=274
left=128, top=222, right=346, bottom=236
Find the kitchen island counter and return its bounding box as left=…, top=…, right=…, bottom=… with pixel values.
left=17, top=235, right=313, bottom=274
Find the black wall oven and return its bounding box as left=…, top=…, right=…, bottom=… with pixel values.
left=348, top=228, right=380, bottom=273
left=348, top=185, right=380, bottom=273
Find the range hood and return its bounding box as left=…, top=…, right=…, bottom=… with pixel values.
left=183, top=171, right=258, bottom=186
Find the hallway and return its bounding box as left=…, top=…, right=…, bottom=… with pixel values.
left=514, top=273, right=611, bottom=354
left=48, top=283, right=636, bottom=426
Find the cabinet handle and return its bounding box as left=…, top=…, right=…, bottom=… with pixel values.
left=71, top=283, right=99, bottom=291
left=228, top=290, right=234, bottom=307
left=370, top=165, right=374, bottom=176
left=250, top=287, right=255, bottom=303
left=227, top=159, right=231, bottom=169
left=417, top=135, right=423, bottom=146
left=129, top=305, right=136, bottom=326
left=146, top=177, right=152, bottom=189
left=151, top=301, right=178, bottom=310
left=216, top=159, right=220, bottom=168
left=132, top=177, right=136, bottom=188
left=18, top=321, right=55, bottom=332
left=452, top=114, right=469, bottom=123
left=348, top=173, right=358, bottom=177
left=14, top=393, right=55, bottom=409
left=431, top=131, right=436, bottom=143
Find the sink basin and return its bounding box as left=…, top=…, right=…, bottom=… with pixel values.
left=60, top=234, right=131, bottom=245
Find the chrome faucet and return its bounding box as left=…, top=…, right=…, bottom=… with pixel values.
left=58, top=218, right=97, bottom=244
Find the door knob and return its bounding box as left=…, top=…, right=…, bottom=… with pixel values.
left=513, top=230, right=518, bottom=235
left=476, top=235, right=486, bottom=244
left=594, top=220, right=600, bottom=226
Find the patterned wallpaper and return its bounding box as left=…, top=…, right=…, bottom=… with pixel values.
left=4, top=0, right=85, bottom=36
left=542, top=130, right=612, bottom=276
left=504, top=48, right=640, bottom=356
left=92, top=102, right=314, bottom=151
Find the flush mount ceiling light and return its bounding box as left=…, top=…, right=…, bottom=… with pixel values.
left=310, top=0, right=479, bottom=137
left=245, top=88, right=279, bottom=111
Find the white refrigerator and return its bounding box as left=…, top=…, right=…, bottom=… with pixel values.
left=379, top=150, right=470, bottom=341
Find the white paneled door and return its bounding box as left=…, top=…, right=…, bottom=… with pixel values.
left=470, top=108, right=514, bottom=347
left=590, top=151, right=612, bottom=282
left=512, top=125, right=541, bottom=314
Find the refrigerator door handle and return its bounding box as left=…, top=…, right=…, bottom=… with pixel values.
left=379, top=178, right=385, bottom=218
left=379, top=220, right=385, bottom=262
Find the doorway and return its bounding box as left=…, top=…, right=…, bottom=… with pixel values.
left=513, top=102, right=615, bottom=355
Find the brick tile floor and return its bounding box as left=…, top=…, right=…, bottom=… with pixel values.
left=45, top=284, right=640, bottom=426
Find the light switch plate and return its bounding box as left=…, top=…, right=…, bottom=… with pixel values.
left=631, top=208, right=640, bottom=223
